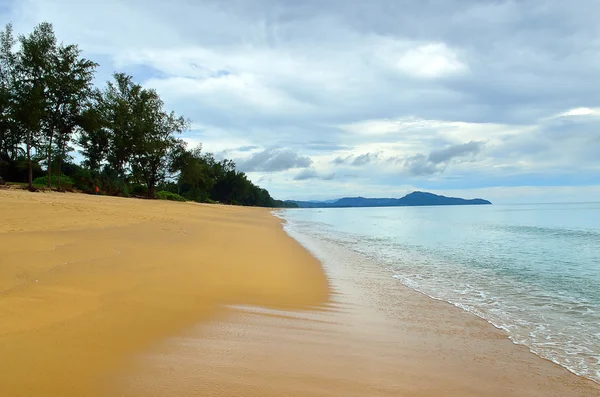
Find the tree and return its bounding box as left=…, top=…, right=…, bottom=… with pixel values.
left=44, top=41, right=97, bottom=188
left=77, top=93, right=109, bottom=173
left=0, top=24, right=18, bottom=178
left=169, top=144, right=218, bottom=201
left=14, top=22, right=56, bottom=190
left=101, top=73, right=138, bottom=179
left=128, top=88, right=188, bottom=197
left=81, top=73, right=188, bottom=197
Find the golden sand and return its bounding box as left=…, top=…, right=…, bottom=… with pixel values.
left=0, top=189, right=598, bottom=396
left=0, top=189, right=328, bottom=396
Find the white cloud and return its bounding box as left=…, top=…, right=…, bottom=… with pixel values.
left=394, top=43, right=467, bottom=78
left=146, top=74, right=314, bottom=116
left=338, top=117, right=532, bottom=151
left=556, top=107, right=600, bottom=118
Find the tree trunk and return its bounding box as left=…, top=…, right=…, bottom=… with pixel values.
left=148, top=164, right=158, bottom=198
left=148, top=179, right=154, bottom=198
left=47, top=131, right=53, bottom=188
left=46, top=104, right=61, bottom=187
left=57, top=153, right=62, bottom=191
left=26, top=129, right=33, bottom=191
left=57, top=137, right=65, bottom=191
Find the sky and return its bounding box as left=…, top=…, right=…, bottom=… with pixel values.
left=2, top=0, right=600, bottom=203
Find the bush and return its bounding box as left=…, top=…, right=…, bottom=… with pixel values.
left=131, top=184, right=148, bottom=196
left=1, top=157, right=44, bottom=183
left=156, top=190, right=186, bottom=202
left=156, top=181, right=178, bottom=194
left=33, top=174, right=74, bottom=190
left=98, top=168, right=129, bottom=197
left=72, top=168, right=96, bottom=193
left=57, top=161, right=82, bottom=178
left=179, top=186, right=209, bottom=203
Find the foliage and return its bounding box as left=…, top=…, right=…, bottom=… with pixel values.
left=0, top=156, right=44, bottom=182
left=33, top=174, right=74, bottom=189
left=0, top=21, right=291, bottom=208
left=156, top=190, right=186, bottom=202
left=0, top=22, right=96, bottom=190
left=169, top=145, right=285, bottom=206
left=274, top=200, right=299, bottom=208
left=78, top=73, right=189, bottom=198
left=130, top=184, right=148, bottom=197
left=71, top=167, right=95, bottom=193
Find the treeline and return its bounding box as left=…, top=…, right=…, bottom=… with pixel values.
left=0, top=22, right=296, bottom=208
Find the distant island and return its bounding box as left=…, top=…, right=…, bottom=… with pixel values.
left=287, top=191, right=492, bottom=208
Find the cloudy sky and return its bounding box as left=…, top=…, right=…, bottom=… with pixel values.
left=3, top=0, right=600, bottom=203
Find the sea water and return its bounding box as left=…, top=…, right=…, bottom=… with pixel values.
left=278, top=203, right=600, bottom=383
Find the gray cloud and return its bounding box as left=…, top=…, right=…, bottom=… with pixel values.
left=404, top=141, right=484, bottom=176
left=333, top=152, right=380, bottom=166
left=404, top=154, right=442, bottom=176
left=488, top=121, right=600, bottom=167
left=294, top=169, right=318, bottom=180
left=332, top=156, right=350, bottom=165
left=305, top=141, right=351, bottom=151
left=237, top=145, right=260, bottom=152
left=218, top=145, right=261, bottom=158
left=352, top=152, right=379, bottom=166
left=237, top=148, right=312, bottom=172
left=428, top=141, right=483, bottom=164
left=294, top=168, right=335, bottom=181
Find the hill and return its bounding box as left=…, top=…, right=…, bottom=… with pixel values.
left=287, top=191, right=491, bottom=208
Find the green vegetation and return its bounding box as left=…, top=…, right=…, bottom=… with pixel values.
left=33, top=174, right=74, bottom=189
left=0, top=22, right=296, bottom=208
left=156, top=191, right=186, bottom=202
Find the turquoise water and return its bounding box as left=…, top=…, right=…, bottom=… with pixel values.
left=279, top=203, right=600, bottom=383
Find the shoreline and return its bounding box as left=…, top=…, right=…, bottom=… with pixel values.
left=277, top=208, right=600, bottom=387
left=117, top=208, right=599, bottom=396
left=280, top=221, right=600, bottom=395
left=392, top=275, right=600, bottom=386
left=1, top=190, right=598, bottom=396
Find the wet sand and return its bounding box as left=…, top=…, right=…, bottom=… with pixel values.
left=117, top=230, right=600, bottom=397
left=0, top=189, right=598, bottom=396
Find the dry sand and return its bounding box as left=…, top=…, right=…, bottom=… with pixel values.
left=0, top=189, right=598, bottom=396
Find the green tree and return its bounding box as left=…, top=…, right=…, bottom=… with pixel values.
left=169, top=144, right=215, bottom=201
left=77, top=93, right=109, bottom=173
left=82, top=73, right=189, bottom=197
left=0, top=24, right=19, bottom=178
left=44, top=41, right=97, bottom=188
left=14, top=22, right=56, bottom=190
left=129, top=92, right=188, bottom=197
left=101, top=73, right=138, bottom=179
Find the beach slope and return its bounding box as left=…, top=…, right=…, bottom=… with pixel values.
left=0, top=190, right=328, bottom=396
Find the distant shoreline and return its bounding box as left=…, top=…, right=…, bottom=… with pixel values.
left=288, top=190, right=492, bottom=208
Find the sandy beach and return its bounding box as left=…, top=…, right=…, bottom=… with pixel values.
left=1, top=189, right=598, bottom=396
